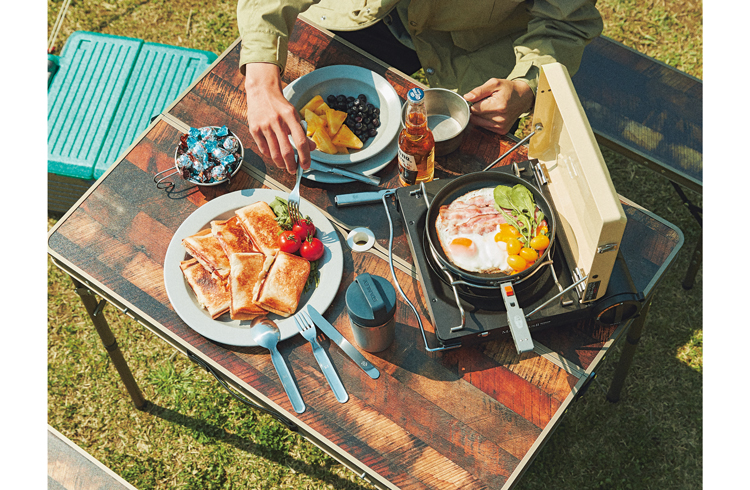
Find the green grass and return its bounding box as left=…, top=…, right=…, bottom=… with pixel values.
left=47, top=1, right=702, bottom=489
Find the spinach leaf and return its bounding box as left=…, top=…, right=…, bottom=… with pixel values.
left=493, top=185, right=515, bottom=210
left=493, top=183, right=541, bottom=247
left=511, top=185, right=535, bottom=215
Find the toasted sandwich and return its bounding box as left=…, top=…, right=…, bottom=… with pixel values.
left=182, top=228, right=231, bottom=281
left=228, top=252, right=273, bottom=320
left=234, top=201, right=281, bottom=256
left=180, top=258, right=231, bottom=319
left=254, top=251, right=311, bottom=317
left=211, top=216, right=257, bottom=257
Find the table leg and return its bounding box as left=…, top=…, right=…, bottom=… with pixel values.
left=670, top=182, right=702, bottom=290
left=70, top=276, right=147, bottom=410
left=606, top=297, right=652, bottom=403
left=682, top=230, right=702, bottom=290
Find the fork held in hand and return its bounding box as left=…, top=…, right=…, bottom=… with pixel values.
left=287, top=162, right=303, bottom=225
left=295, top=312, right=349, bottom=403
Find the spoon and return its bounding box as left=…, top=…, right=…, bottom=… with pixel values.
left=249, top=317, right=306, bottom=414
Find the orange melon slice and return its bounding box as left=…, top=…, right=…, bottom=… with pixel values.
left=326, top=108, right=348, bottom=135
left=331, top=124, right=363, bottom=150
left=311, top=127, right=338, bottom=154
left=299, top=95, right=325, bottom=117
left=304, top=109, right=327, bottom=137
left=313, top=101, right=332, bottom=116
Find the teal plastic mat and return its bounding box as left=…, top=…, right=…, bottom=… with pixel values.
left=48, top=32, right=217, bottom=180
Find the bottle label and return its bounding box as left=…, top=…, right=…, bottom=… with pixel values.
left=398, top=147, right=419, bottom=185
left=398, top=147, right=418, bottom=171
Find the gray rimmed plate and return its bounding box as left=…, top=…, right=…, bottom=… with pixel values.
left=163, top=189, right=344, bottom=346
left=283, top=65, right=401, bottom=166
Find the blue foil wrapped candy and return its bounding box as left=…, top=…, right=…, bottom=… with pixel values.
left=211, top=165, right=228, bottom=181
left=176, top=153, right=193, bottom=170
left=223, top=136, right=239, bottom=152
left=175, top=126, right=242, bottom=184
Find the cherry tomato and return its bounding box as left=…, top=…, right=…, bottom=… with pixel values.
left=507, top=255, right=528, bottom=272
left=300, top=236, right=324, bottom=261
left=495, top=229, right=517, bottom=243
left=293, top=218, right=316, bottom=241
left=504, top=237, right=523, bottom=256
left=536, top=224, right=548, bottom=236
left=530, top=234, right=550, bottom=251
left=278, top=230, right=300, bottom=254
left=519, top=247, right=538, bottom=262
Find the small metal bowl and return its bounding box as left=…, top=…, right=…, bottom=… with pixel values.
left=155, top=126, right=244, bottom=189
left=401, top=88, right=470, bottom=156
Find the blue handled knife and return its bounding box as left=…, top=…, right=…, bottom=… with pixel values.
left=306, top=305, right=380, bottom=379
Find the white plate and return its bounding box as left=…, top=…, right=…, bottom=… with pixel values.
left=163, top=189, right=344, bottom=346
left=283, top=65, right=401, bottom=166
left=303, top=131, right=398, bottom=184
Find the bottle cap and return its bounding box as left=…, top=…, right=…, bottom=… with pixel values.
left=407, top=87, right=425, bottom=103
left=345, top=273, right=397, bottom=327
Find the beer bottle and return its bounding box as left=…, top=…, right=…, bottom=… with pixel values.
left=398, top=87, right=435, bottom=186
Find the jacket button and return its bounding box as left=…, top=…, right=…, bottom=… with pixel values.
left=425, top=67, right=435, bottom=75
left=409, top=21, right=417, bottom=26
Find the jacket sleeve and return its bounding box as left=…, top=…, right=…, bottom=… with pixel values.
left=236, top=0, right=322, bottom=75
left=505, top=0, right=603, bottom=94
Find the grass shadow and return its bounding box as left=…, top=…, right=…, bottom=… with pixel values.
left=142, top=401, right=375, bottom=490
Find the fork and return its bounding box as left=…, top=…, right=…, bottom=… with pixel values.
left=287, top=160, right=303, bottom=225
left=295, top=311, right=349, bottom=403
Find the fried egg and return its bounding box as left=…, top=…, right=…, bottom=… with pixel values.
left=436, top=188, right=515, bottom=274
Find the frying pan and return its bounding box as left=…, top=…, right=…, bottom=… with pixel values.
left=425, top=169, right=557, bottom=288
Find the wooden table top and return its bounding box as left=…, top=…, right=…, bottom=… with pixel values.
left=48, top=19, right=683, bottom=490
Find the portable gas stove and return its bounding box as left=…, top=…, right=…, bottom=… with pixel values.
left=392, top=161, right=642, bottom=352
left=337, top=63, right=645, bottom=353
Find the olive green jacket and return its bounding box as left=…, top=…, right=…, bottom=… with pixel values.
left=237, top=0, right=602, bottom=95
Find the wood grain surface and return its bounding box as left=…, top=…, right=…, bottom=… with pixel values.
left=48, top=19, right=683, bottom=490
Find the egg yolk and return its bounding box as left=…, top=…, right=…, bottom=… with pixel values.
left=449, top=237, right=476, bottom=257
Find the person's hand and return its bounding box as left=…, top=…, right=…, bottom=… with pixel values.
left=463, top=79, right=534, bottom=135
left=244, top=62, right=315, bottom=173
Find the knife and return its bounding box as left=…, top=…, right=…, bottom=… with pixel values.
left=306, top=305, right=381, bottom=379
left=334, top=189, right=391, bottom=207
left=306, top=160, right=381, bottom=186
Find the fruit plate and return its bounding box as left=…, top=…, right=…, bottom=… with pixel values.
left=283, top=65, right=401, bottom=166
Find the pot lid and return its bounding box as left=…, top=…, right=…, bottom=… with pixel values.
left=527, top=63, right=627, bottom=303
left=346, top=273, right=397, bottom=327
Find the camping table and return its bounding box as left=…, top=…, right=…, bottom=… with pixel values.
left=47, top=19, right=683, bottom=490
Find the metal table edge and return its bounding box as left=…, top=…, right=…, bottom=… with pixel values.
left=618, top=195, right=685, bottom=299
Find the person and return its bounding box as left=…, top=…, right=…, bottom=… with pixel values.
left=237, top=0, right=603, bottom=174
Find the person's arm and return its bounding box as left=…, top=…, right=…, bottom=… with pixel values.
left=464, top=0, right=603, bottom=134
left=237, top=0, right=321, bottom=172
left=244, top=62, right=314, bottom=173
